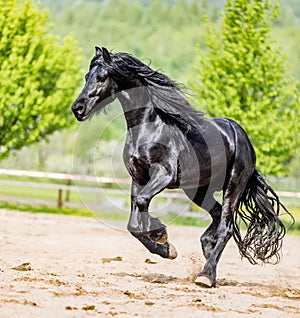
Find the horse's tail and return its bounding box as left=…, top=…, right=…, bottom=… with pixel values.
left=233, top=169, right=294, bottom=265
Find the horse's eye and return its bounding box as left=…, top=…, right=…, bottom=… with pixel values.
left=96, top=74, right=106, bottom=82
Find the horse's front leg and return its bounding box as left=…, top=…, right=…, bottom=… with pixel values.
left=127, top=165, right=177, bottom=259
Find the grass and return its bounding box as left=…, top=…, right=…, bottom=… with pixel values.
left=0, top=201, right=299, bottom=235
left=0, top=174, right=299, bottom=234
left=0, top=201, right=128, bottom=221
left=0, top=181, right=94, bottom=203
left=285, top=206, right=300, bottom=234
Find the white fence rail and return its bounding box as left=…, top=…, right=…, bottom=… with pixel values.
left=0, top=169, right=299, bottom=214
left=0, top=168, right=131, bottom=185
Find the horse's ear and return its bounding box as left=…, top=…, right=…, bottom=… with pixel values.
left=102, top=47, right=111, bottom=62
left=95, top=46, right=102, bottom=56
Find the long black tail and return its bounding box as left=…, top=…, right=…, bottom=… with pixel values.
left=233, top=169, right=294, bottom=265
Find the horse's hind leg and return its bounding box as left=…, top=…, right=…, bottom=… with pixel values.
left=195, top=171, right=252, bottom=287
left=200, top=202, right=222, bottom=259
left=184, top=187, right=221, bottom=259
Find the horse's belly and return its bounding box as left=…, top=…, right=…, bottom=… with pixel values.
left=176, top=157, right=227, bottom=191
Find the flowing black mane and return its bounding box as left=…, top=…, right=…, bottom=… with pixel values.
left=92, top=52, right=204, bottom=133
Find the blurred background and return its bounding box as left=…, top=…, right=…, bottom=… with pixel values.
left=0, top=0, right=299, bottom=230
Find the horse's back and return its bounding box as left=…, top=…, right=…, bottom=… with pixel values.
left=213, top=117, right=256, bottom=177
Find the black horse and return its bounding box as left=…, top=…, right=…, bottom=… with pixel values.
left=72, top=47, right=292, bottom=287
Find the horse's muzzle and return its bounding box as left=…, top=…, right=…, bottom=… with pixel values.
left=71, top=101, right=86, bottom=121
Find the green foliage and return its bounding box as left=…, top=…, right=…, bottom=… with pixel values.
left=0, top=0, right=83, bottom=160
left=191, top=0, right=300, bottom=176
left=2, top=0, right=299, bottom=177
left=48, top=0, right=213, bottom=82
left=289, top=151, right=300, bottom=178
left=36, top=0, right=300, bottom=85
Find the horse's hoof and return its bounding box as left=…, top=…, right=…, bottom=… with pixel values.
left=167, top=242, right=178, bottom=260
left=148, top=228, right=168, bottom=244
left=194, top=275, right=213, bottom=288
left=156, top=232, right=168, bottom=244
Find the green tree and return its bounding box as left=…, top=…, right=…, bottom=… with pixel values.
left=0, top=0, right=82, bottom=160
left=191, top=0, right=300, bottom=176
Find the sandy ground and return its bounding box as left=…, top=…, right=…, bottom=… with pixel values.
left=0, top=209, right=299, bottom=318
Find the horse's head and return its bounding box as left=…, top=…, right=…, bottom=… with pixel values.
left=72, top=47, right=118, bottom=121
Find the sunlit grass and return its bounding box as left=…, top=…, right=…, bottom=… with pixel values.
left=0, top=201, right=299, bottom=235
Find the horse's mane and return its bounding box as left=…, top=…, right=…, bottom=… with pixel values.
left=95, top=52, right=204, bottom=133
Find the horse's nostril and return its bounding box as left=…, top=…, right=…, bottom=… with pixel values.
left=77, top=106, right=84, bottom=114
left=73, top=104, right=84, bottom=114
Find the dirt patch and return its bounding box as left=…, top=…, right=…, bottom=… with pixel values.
left=0, top=209, right=299, bottom=317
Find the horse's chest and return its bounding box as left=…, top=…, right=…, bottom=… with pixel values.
left=122, top=134, right=178, bottom=183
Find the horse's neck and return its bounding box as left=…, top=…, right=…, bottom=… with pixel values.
left=118, top=87, right=157, bottom=129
